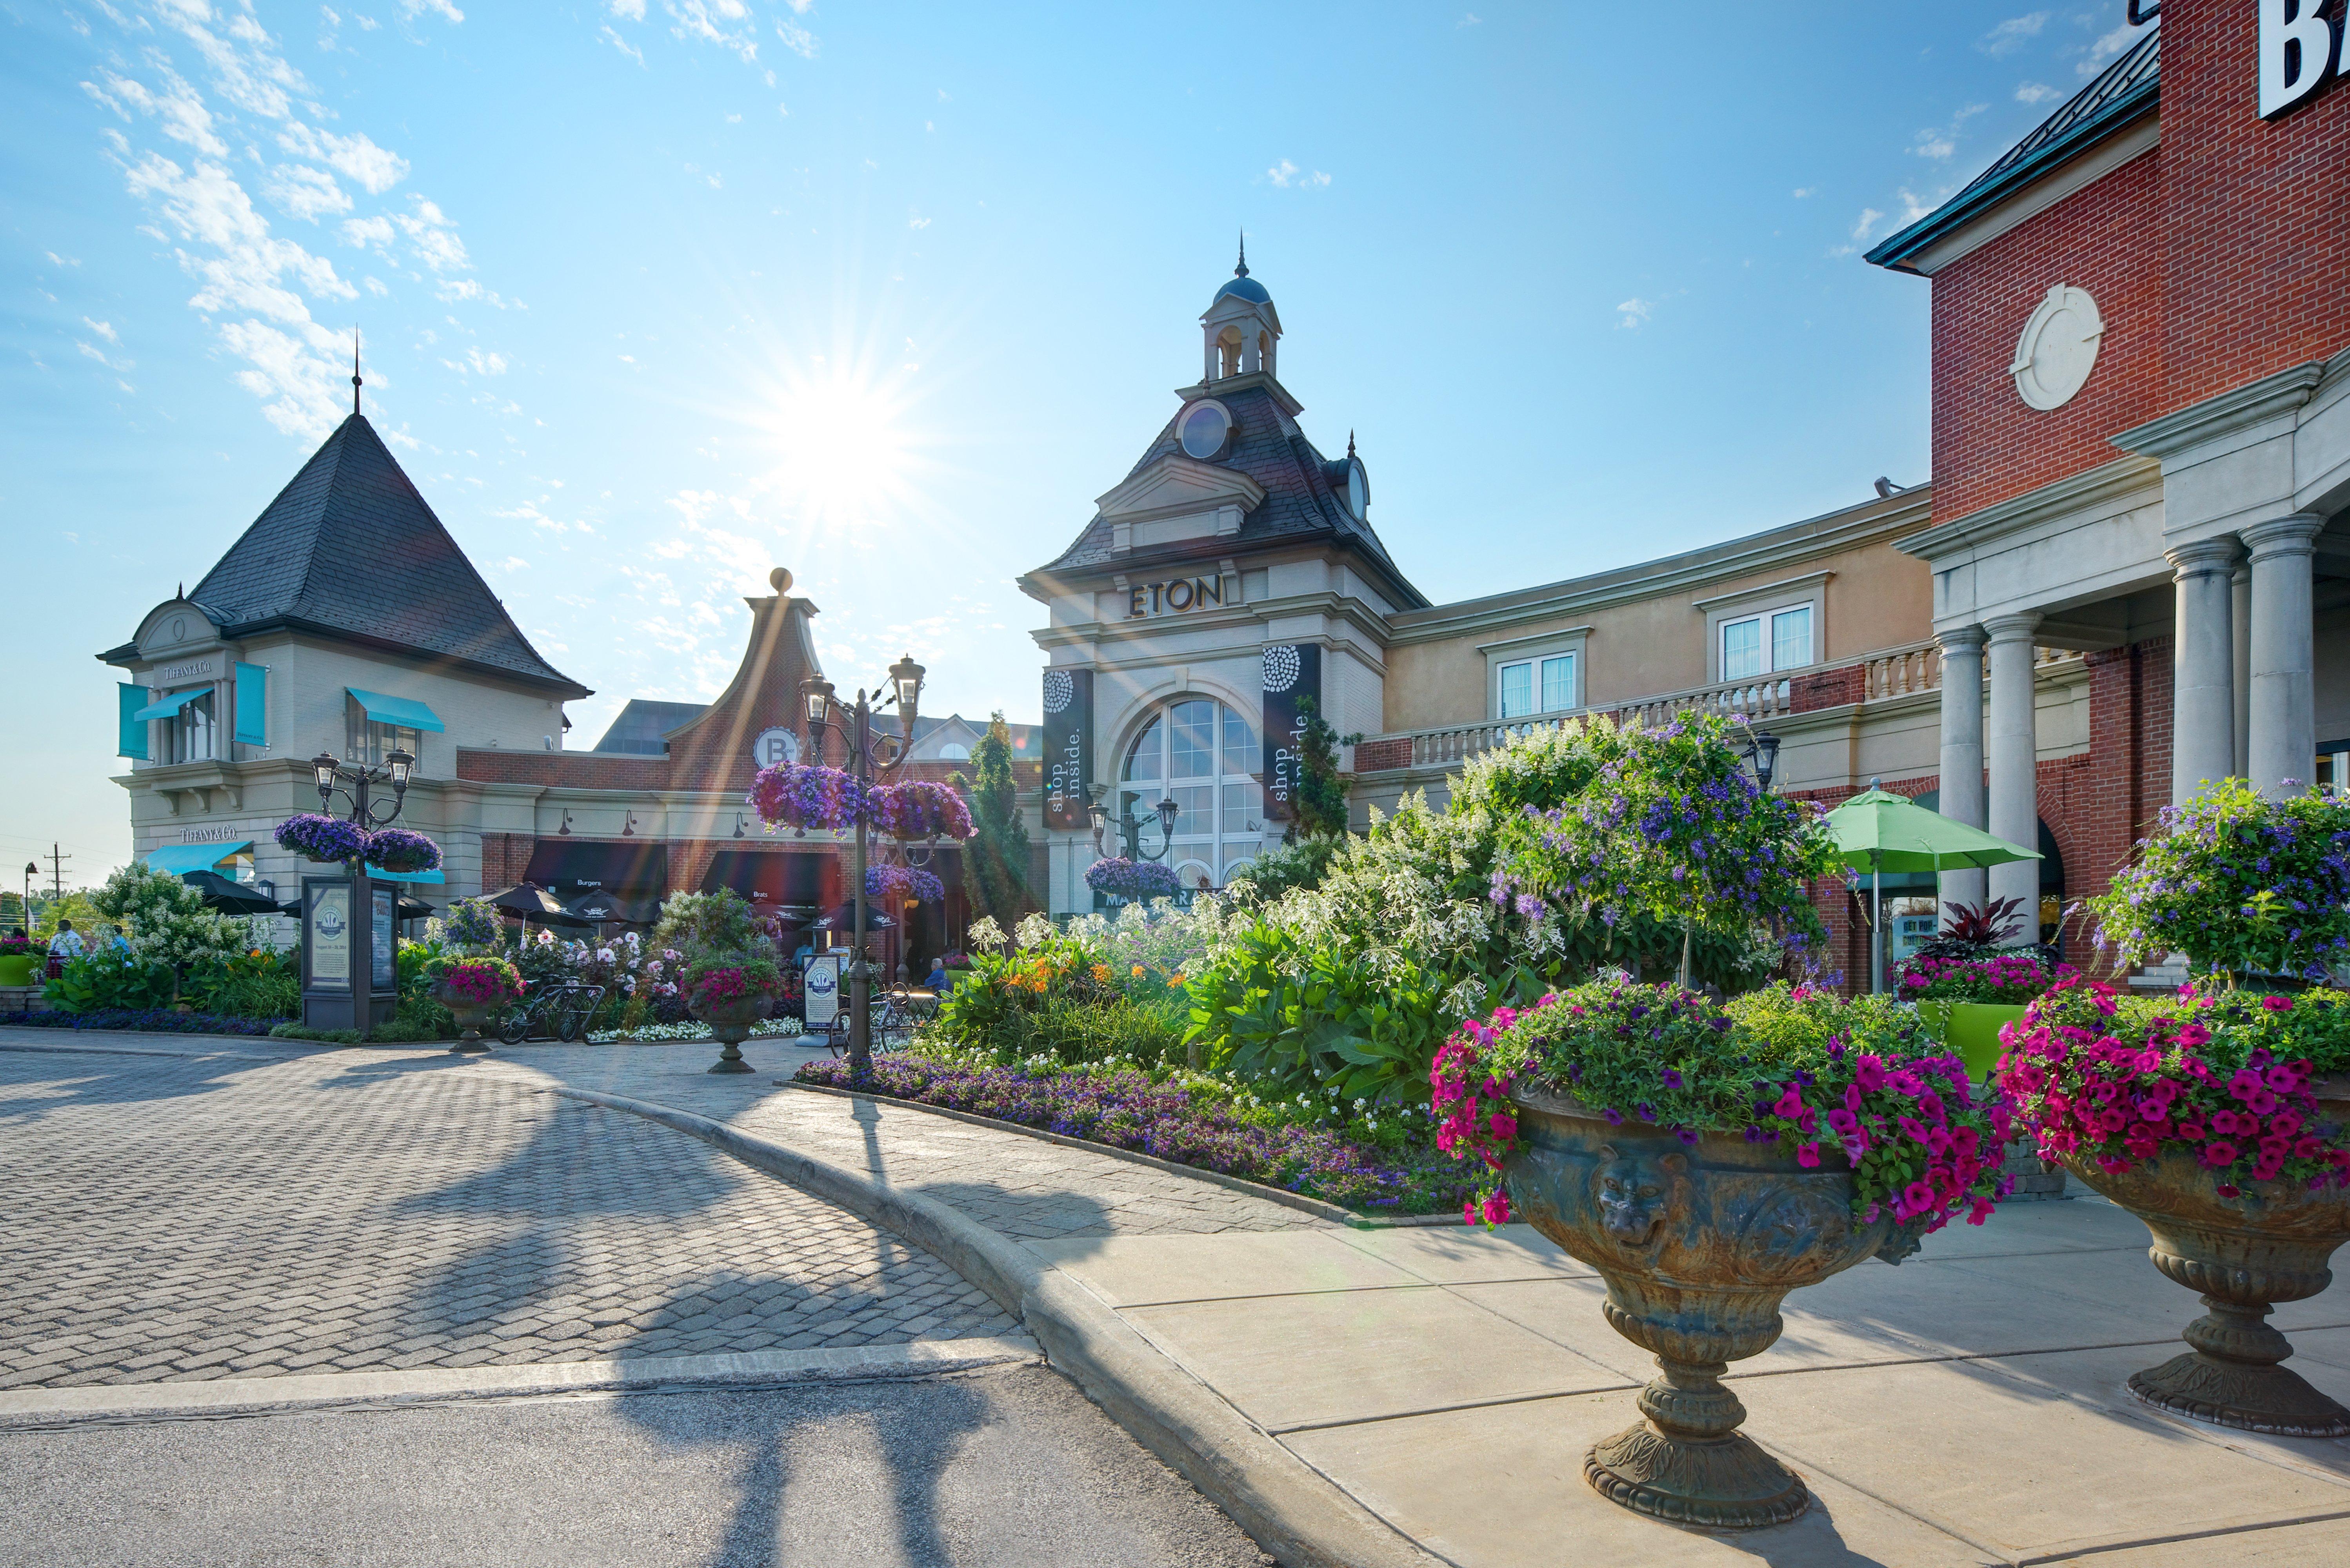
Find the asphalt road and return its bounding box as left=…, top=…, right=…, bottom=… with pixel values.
left=0, top=1365, right=1273, bottom=1568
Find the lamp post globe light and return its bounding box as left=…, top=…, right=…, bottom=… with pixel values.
left=1087, top=788, right=1181, bottom=862
left=298, top=747, right=418, bottom=1032
left=800, top=654, right=925, bottom=1077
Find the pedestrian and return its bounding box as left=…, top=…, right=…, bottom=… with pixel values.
left=47, top=918, right=84, bottom=979
left=105, top=923, right=130, bottom=952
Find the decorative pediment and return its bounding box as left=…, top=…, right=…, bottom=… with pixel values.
left=1096, top=454, right=1266, bottom=526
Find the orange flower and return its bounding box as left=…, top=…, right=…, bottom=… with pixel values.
left=1130, top=964, right=1145, bottom=978
left=1167, top=973, right=1186, bottom=988
left=1091, top=964, right=1110, bottom=983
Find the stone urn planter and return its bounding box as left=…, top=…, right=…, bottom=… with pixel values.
left=1507, top=1084, right=1920, bottom=1529
left=693, top=994, right=773, bottom=1074
left=2052, top=1077, right=2350, bottom=1437
left=433, top=982, right=496, bottom=1055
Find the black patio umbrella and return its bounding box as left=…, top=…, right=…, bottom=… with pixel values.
left=562, top=886, right=660, bottom=925
left=808, top=902, right=897, bottom=932
left=182, top=870, right=284, bottom=916
left=481, top=882, right=597, bottom=929
left=274, top=892, right=436, bottom=921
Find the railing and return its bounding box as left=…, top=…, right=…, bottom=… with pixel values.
left=1352, top=639, right=2081, bottom=775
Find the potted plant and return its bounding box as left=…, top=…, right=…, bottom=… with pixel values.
left=274, top=813, right=371, bottom=865
left=1894, top=898, right=2067, bottom=1074
left=0, top=931, right=35, bottom=989
left=364, top=827, right=443, bottom=876
left=684, top=955, right=782, bottom=1073
left=868, top=780, right=974, bottom=842
left=1084, top=856, right=1180, bottom=904
left=1438, top=980, right=2010, bottom=1528
left=432, top=954, right=525, bottom=1054
left=746, top=761, right=867, bottom=833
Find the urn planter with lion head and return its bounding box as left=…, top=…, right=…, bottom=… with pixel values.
left=1506, top=1084, right=1921, bottom=1530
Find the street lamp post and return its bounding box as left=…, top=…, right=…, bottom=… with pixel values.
left=1086, top=791, right=1180, bottom=862
left=801, top=655, right=925, bottom=1077
left=300, top=748, right=416, bottom=1031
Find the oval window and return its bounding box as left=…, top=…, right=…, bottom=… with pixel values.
left=1179, top=403, right=1230, bottom=460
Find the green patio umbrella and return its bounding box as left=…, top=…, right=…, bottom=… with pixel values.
left=1823, top=782, right=2041, bottom=993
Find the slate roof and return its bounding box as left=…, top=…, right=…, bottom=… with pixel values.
left=1868, top=24, right=2159, bottom=270
left=167, top=414, right=587, bottom=694
left=591, top=699, right=710, bottom=755
left=1028, top=378, right=1428, bottom=608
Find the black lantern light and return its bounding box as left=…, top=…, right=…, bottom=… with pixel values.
left=888, top=652, right=925, bottom=716
left=1745, top=730, right=1783, bottom=794
left=312, top=752, right=340, bottom=806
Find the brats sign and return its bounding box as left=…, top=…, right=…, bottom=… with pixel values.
left=1260, top=643, right=1322, bottom=822
left=1041, top=667, right=1094, bottom=830
left=1123, top=576, right=1227, bottom=617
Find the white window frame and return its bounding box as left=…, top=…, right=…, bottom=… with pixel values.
left=1694, top=572, right=1831, bottom=686
left=1479, top=627, right=1590, bottom=722
left=345, top=695, right=424, bottom=773
left=1118, top=696, right=1261, bottom=889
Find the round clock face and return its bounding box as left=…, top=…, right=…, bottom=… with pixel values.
left=2010, top=285, right=2104, bottom=411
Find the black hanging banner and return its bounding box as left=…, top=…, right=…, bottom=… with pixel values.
left=1042, top=667, right=1094, bottom=830
left=1260, top=643, right=1322, bottom=823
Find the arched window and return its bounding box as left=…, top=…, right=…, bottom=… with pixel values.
left=1121, top=697, right=1261, bottom=888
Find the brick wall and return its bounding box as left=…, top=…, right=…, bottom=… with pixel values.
left=1789, top=664, right=1866, bottom=713
left=480, top=832, right=534, bottom=891
left=1353, top=736, right=1413, bottom=772
left=1930, top=147, right=2165, bottom=524
left=454, top=750, right=673, bottom=788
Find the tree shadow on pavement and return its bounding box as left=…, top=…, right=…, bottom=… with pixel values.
left=0, top=1046, right=280, bottom=1123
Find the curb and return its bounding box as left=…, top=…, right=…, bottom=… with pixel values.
left=0, top=1337, right=1039, bottom=1428
left=550, top=1084, right=1443, bottom=1568
left=781, top=1079, right=1459, bottom=1230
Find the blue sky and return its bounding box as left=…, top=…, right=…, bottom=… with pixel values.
left=2, top=1, right=2147, bottom=880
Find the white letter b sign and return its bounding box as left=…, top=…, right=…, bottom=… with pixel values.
left=2261, top=0, right=2341, bottom=120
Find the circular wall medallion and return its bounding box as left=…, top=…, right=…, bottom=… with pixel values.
left=1261, top=644, right=1300, bottom=693
left=1178, top=400, right=1233, bottom=460
left=750, top=727, right=801, bottom=769
left=1042, top=669, right=1074, bottom=714
left=2010, top=285, right=2105, bottom=411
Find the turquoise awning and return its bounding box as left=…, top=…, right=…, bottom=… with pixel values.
left=131, top=688, right=208, bottom=723
left=346, top=688, right=445, bottom=733
left=365, top=864, right=446, bottom=884
left=145, top=842, right=251, bottom=876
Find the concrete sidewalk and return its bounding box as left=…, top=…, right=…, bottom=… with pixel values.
left=14, top=1029, right=2350, bottom=1564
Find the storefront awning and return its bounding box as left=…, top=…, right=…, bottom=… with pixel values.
left=364, top=864, right=446, bottom=884
left=145, top=842, right=251, bottom=875
left=131, top=688, right=209, bottom=723
left=700, top=849, right=831, bottom=904
left=525, top=840, right=669, bottom=896
left=346, top=687, right=446, bottom=733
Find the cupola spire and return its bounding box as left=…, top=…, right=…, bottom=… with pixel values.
left=1236, top=230, right=1248, bottom=278
left=1201, top=238, right=1280, bottom=383
left=351, top=330, right=362, bottom=417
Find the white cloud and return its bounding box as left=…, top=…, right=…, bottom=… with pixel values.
left=609, top=0, right=646, bottom=18
left=909, top=215, right=931, bottom=230
left=340, top=214, right=395, bottom=248
left=264, top=162, right=351, bottom=221
left=278, top=123, right=410, bottom=194
left=1979, top=13, right=2048, bottom=56
left=363, top=275, right=388, bottom=295
left=83, top=318, right=119, bottom=343
left=1852, top=207, right=1883, bottom=240
left=2079, top=22, right=2133, bottom=76
left=2016, top=81, right=2058, bottom=105
left=443, top=346, right=507, bottom=376
left=667, top=0, right=761, bottom=63
left=1615, top=297, right=1653, bottom=329
left=1267, top=158, right=1331, bottom=189
left=400, top=0, right=465, bottom=23
left=393, top=196, right=470, bottom=274
left=602, top=25, right=645, bottom=64
left=775, top=18, right=817, bottom=57
left=1792, top=186, right=1817, bottom=198
left=1460, top=13, right=1481, bottom=26
left=1912, top=104, right=1985, bottom=161
left=84, top=68, right=229, bottom=158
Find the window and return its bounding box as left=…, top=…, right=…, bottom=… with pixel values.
left=164, top=691, right=216, bottom=764
left=1119, top=697, right=1260, bottom=891
left=1722, top=605, right=1813, bottom=681
left=1498, top=653, right=1577, bottom=720
left=936, top=743, right=971, bottom=761
left=1178, top=400, right=1232, bottom=460
left=346, top=695, right=423, bottom=771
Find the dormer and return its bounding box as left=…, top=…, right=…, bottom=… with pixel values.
left=1096, top=452, right=1268, bottom=555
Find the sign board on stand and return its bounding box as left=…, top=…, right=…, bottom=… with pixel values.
left=803, top=953, right=841, bottom=1030
left=301, top=871, right=399, bottom=1031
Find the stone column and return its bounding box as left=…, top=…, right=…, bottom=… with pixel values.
left=2245, top=513, right=2325, bottom=797
left=1985, top=613, right=2043, bottom=920
left=2233, top=558, right=2253, bottom=778
left=2167, top=537, right=2240, bottom=803
left=1936, top=626, right=1988, bottom=913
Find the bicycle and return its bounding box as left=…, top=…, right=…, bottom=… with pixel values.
left=496, top=982, right=608, bottom=1045
left=821, top=985, right=934, bottom=1058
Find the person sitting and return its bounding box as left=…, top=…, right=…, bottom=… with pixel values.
left=923, top=957, right=947, bottom=991
left=48, top=920, right=85, bottom=960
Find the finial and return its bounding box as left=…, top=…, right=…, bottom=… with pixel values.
left=176, top=582, right=184, bottom=599
left=1235, top=229, right=1248, bottom=278
left=351, top=329, right=362, bottom=417
left=1347, top=429, right=1356, bottom=457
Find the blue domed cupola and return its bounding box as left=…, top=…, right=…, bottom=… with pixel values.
left=1201, top=234, right=1282, bottom=383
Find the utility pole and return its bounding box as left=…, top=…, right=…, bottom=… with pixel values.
left=45, top=844, right=70, bottom=901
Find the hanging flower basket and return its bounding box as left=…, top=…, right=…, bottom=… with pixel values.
left=748, top=762, right=869, bottom=832
left=865, top=865, right=947, bottom=906
left=1085, top=857, right=1180, bottom=900
left=274, top=813, right=370, bottom=865
left=868, top=780, right=974, bottom=841
left=365, top=827, right=443, bottom=875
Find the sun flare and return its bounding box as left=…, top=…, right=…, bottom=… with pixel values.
left=752, top=361, right=923, bottom=535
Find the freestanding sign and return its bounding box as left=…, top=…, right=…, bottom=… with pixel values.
left=1041, top=666, right=1094, bottom=829
left=1260, top=643, right=1323, bottom=824
left=803, top=953, right=841, bottom=1030
left=301, top=872, right=398, bottom=1030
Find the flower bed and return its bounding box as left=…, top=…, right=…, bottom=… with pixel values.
left=274, top=813, right=370, bottom=864
left=1085, top=857, right=1180, bottom=900
left=1896, top=951, right=2073, bottom=1004
left=1433, top=979, right=2013, bottom=1229
left=794, top=1055, right=1473, bottom=1213
left=590, top=1016, right=805, bottom=1044
left=2000, top=978, right=2350, bottom=1194
left=0, top=1007, right=277, bottom=1036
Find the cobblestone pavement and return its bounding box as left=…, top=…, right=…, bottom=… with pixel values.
left=484, top=1041, right=1332, bottom=1240
left=0, top=1044, right=1015, bottom=1390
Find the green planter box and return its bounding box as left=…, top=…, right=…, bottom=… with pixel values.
left=0, top=954, right=36, bottom=988
left=1916, top=1000, right=2029, bottom=1081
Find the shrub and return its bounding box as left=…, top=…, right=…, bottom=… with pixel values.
left=5, top=1007, right=275, bottom=1036
left=2089, top=777, right=2350, bottom=984
left=180, top=947, right=300, bottom=1019
left=42, top=950, right=176, bottom=1013
left=653, top=888, right=764, bottom=960
left=90, top=862, right=256, bottom=973
left=1220, top=835, right=1342, bottom=904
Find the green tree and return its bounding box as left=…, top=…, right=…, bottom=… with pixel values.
left=1287, top=694, right=1358, bottom=842
left=955, top=711, right=1032, bottom=936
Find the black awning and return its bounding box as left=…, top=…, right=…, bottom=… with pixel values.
left=700, top=849, right=832, bottom=904
left=525, top=839, right=669, bottom=897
